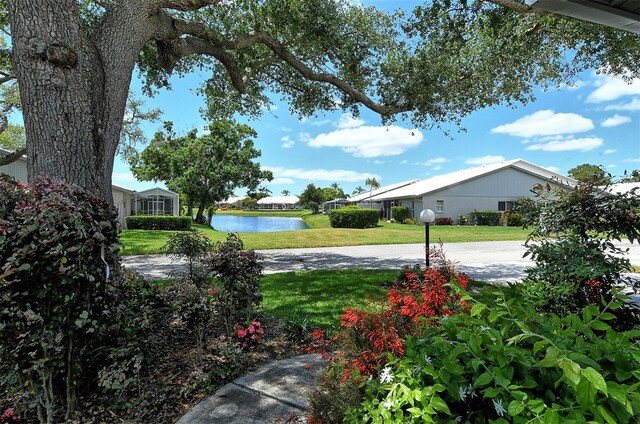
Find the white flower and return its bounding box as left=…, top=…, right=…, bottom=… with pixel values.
left=413, top=365, right=422, bottom=375
left=424, top=355, right=432, bottom=364
left=480, top=326, right=490, bottom=331
left=367, top=375, right=373, bottom=382
left=379, top=367, right=394, bottom=384
left=459, top=386, right=468, bottom=401
left=455, top=417, right=463, bottom=423
left=493, top=399, right=507, bottom=417
left=383, top=399, right=393, bottom=409
left=467, top=384, right=477, bottom=398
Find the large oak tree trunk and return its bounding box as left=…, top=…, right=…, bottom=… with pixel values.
left=6, top=0, right=153, bottom=202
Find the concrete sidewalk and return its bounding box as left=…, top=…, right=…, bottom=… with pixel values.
left=176, top=354, right=325, bottom=424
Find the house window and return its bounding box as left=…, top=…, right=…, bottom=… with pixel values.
left=498, top=201, right=514, bottom=211
left=436, top=200, right=444, bottom=213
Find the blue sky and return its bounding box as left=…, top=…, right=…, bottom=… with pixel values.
left=106, top=1, right=638, bottom=196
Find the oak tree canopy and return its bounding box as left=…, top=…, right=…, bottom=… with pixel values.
left=3, top=0, right=639, bottom=199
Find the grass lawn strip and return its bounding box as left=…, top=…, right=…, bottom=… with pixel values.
left=119, top=211, right=529, bottom=255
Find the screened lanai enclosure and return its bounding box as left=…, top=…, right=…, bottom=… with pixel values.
left=133, top=188, right=180, bottom=216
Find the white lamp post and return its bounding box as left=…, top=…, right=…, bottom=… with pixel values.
left=419, top=209, right=436, bottom=267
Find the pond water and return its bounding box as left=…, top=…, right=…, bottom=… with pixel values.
left=210, top=215, right=309, bottom=233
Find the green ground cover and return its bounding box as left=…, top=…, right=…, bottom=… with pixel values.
left=119, top=212, right=530, bottom=255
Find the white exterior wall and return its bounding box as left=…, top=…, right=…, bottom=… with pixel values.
left=418, top=167, right=555, bottom=223
left=111, top=187, right=134, bottom=229
left=0, top=157, right=27, bottom=183
left=384, top=167, right=558, bottom=224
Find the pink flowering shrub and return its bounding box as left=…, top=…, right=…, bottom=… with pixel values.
left=236, top=321, right=264, bottom=350
left=0, top=408, right=20, bottom=424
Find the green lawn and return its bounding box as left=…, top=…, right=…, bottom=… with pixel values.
left=119, top=211, right=530, bottom=255
left=260, top=269, right=515, bottom=328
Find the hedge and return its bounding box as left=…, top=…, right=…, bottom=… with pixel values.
left=126, top=215, right=192, bottom=230
left=468, top=210, right=501, bottom=226
left=434, top=216, right=453, bottom=225
left=391, top=206, right=409, bottom=223
left=328, top=207, right=379, bottom=228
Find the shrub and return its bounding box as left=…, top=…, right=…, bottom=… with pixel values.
left=125, top=215, right=192, bottom=230
left=468, top=210, right=501, bottom=226
left=347, top=289, right=640, bottom=423
left=205, top=233, right=264, bottom=336
left=391, top=206, right=409, bottom=223
left=457, top=215, right=468, bottom=225
left=163, top=229, right=212, bottom=283
left=523, top=180, right=640, bottom=329
left=328, top=207, right=379, bottom=229
left=434, top=216, right=453, bottom=225
left=0, top=176, right=119, bottom=422
left=308, top=259, right=470, bottom=422
left=236, top=321, right=264, bottom=350
left=403, top=218, right=418, bottom=225
left=501, top=210, right=525, bottom=227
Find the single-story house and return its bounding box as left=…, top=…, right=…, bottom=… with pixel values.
left=257, top=195, right=301, bottom=210
left=606, top=182, right=640, bottom=196
left=369, top=159, right=577, bottom=222
left=347, top=180, right=420, bottom=210
left=323, top=198, right=350, bottom=212
left=1, top=148, right=179, bottom=228
left=219, top=196, right=248, bottom=209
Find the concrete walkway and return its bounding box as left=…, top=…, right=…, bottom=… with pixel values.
left=176, top=354, right=325, bottom=424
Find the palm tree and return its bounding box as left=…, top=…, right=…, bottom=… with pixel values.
left=352, top=186, right=366, bottom=195
left=281, top=189, right=290, bottom=196
left=365, top=177, right=380, bottom=209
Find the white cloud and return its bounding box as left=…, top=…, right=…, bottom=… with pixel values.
left=545, top=166, right=560, bottom=173
left=604, top=98, right=640, bottom=111
left=306, top=125, right=423, bottom=158
left=265, top=166, right=380, bottom=183
left=604, top=149, right=617, bottom=154
left=373, top=160, right=385, bottom=164
left=281, top=135, right=295, bottom=148
left=300, top=117, right=331, bottom=126
left=399, top=160, right=408, bottom=165
left=586, top=75, right=640, bottom=103
left=465, top=155, right=505, bottom=165
left=491, top=110, right=594, bottom=137
left=624, top=158, right=640, bottom=163
left=418, top=157, right=449, bottom=166
left=526, top=137, right=603, bottom=152
left=336, top=113, right=365, bottom=129
left=278, top=126, right=292, bottom=132
left=608, top=164, right=617, bottom=168
left=601, top=114, right=631, bottom=128
left=269, top=177, right=295, bottom=185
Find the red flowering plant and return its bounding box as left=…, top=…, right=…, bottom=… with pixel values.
left=308, top=245, right=471, bottom=422
left=236, top=321, right=264, bottom=350
left=308, top=248, right=469, bottom=422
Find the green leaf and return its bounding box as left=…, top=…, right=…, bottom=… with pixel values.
left=474, top=372, right=493, bottom=387
left=430, top=396, right=451, bottom=415
left=582, top=367, right=607, bottom=396
left=543, top=408, right=560, bottom=424
left=559, top=358, right=581, bottom=386
left=591, top=320, right=611, bottom=331
left=471, top=303, right=486, bottom=317
left=508, top=400, right=525, bottom=416
left=599, top=312, right=616, bottom=321
left=596, top=405, right=618, bottom=424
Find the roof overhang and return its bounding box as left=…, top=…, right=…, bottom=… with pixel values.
left=526, top=0, right=640, bottom=33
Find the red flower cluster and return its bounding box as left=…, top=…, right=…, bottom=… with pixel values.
left=389, top=267, right=469, bottom=323
left=583, top=279, right=602, bottom=302
left=236, top=321, right=264, bottom=350
left=308, top=267, right=469, bottom=385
